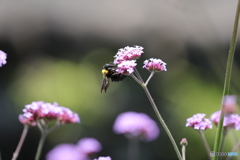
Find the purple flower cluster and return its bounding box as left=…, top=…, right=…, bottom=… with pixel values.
left=94, top=157, right=111, bottom=160
left=210, top=111, right=240, bottom=129
left=222, top=95, right=238, bottom=113
left=186, top=113, right=212, bottom=130
left=76, top=138, right=102, bottom=155
left=115, top=60, right=137, bottom=75
left=113, top=111, right=159, bottom=141
left=47, top=138, right=102, bottom=160
left=143, top=58, right=167, bottom=72
left=46, top=144, right=87, bottom=160
left=19, top=101, right=80, bottom=126
left=114, top=46, right=143, bottom=64
left=113, top=46, right=143, bottom=75
left=0, top=50, right=7, bottom=67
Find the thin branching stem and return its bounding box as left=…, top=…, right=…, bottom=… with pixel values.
left=12, top=125, right=29, bottom=160
left=134, top=67, right=144, bottom=83
left=181, top=145, right=186, bottom=160
left=130, top=74, right=182, bottom=159
left=145, top=71, right=155, bottom=86
left=34, top=132, right=46, bottom=160
left=198, top=130, right=211, bottom=160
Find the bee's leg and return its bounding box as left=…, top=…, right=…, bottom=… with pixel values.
left=101, top=77, right=109, bottom=93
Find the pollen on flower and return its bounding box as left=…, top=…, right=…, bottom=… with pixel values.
left=186, top=113, right=212, bottom=130
left=0, top=50, right=7, bottom=67
left=143, top=58, right=167, bottom=72
left=116, top=60, right=137, bottom=75
left=114, top=45, right=143, bottom=64
left=19, top=101, right=80, bottom=126
left=113, top=111, right=160, bottom=141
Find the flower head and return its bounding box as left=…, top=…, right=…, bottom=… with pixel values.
left=46, top=144, right=87, bottom=160
left=222, top=95, right=238, bottom=113
left=113, top=111, right=160, bottom=141
left=143, top=58, right=167, bottom=72
left=19, top=101, right=80, bottom=126
left=116, top=60, right=137, bottom=75
left=186, top=113, right=212, bottom=130
left=76, top=138, right=102, bottom=155
left=180, top=138, right=188, bottom=146
left=0, top=50, right=7, bottom=67
left=94, top=157, right=111, bottom=160
left=114, top=45, right=143, bottom=64
left=210, top=111, right=240, bottom=130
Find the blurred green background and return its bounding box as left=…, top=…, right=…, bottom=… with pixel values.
left=0, top=0, right=240, bottom=160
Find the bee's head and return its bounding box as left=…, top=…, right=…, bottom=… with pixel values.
left=102, top=69, right=109, bottom=75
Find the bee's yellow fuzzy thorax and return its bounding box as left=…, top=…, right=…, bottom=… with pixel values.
left=102, top=69, right=109, bottom=74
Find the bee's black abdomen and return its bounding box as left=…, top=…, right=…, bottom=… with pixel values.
left=111, top=74, right=126, bottom=82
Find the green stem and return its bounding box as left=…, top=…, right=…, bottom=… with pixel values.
left=12, top=125, right=29, bottom=160
left=212, top=1, right=240, bottom=160
left=142, top=86, right=182, bottom=160
left=130, top=74, right=144, bottom=86
left=219, top=129, right=228, bottom=153
left=128, top=137, right=139, bottom=160
left=198, top=130, right=211, bottom=160
left=35, top=132, right=47, bottom=160
left=145, top=71, right=155, bottom=86
left=46, top=124, right=61, bottom=135
left=130, top=74, right=182, bottom=159
left=182, top=145, right=186, bottom=160
left=134, top=67, right=144, bottom=83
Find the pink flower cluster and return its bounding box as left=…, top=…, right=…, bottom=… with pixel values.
left=46, top=138, right=103, bottom=160
left=222, top=95, right=238, bottom=113
left=210, top=111, right=240, bottom=129
left=186, top=113, right=212, bottom=130
left=19, top=101, right=80, bottom=126
left=77, top=138, right=102, bottom=155
left=0, top=50, right=7, bottom=67
left=113, top=111, right=160, bottom=141
left=113, top=46, right=143, bottom=75
left=94, top=157, right=111, bottom=160
left=114, top=45, right=143, bottom=64
left=186, top=96, right=240, bottom=131
left=115, top=60, right=137, bottom=75
left=143, top=58, right=167, bottom=72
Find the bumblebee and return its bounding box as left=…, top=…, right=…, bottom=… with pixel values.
left=101, top=63, right=126, bottom=93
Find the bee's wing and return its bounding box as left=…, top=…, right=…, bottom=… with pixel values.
left=101, top=77, right=109, bottom=93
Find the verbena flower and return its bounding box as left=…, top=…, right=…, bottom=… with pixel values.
left=180, top=138, right=188, bottom=146
left=19, top=101, right=80, bottom=126
left=113, top=111, right=159, bottom=141
left=210, top=111, right=240, bottom=129
left=94, top=156, right=111, bottom=160
left=222, top=95, right=238, bottom=113
left=46, top=144, right=87, bottom=160
left=114, top=45, right=143, bottom=64
left=116, top=60, right=137, bottom=75
left=76, top=138, right=102, bottom=155
left=0, top=50, right=7, bottom=67
left=143, top=58, right=167, bottom=72
left=186, top=113, right=212, bottom=130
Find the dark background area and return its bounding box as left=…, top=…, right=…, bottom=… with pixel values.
left=0, top=1, right=240, bottom=160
